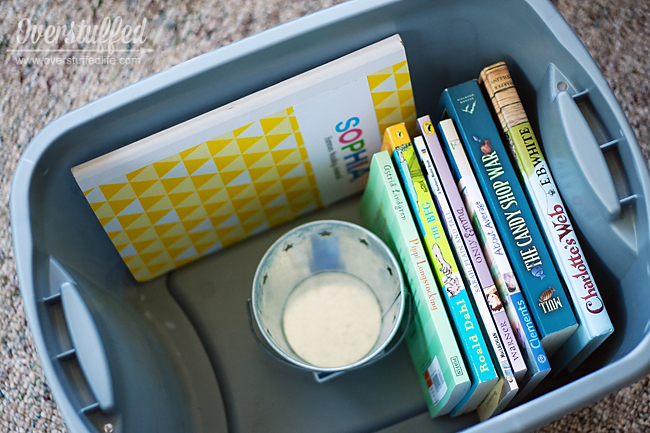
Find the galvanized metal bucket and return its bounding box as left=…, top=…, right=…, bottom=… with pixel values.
left=249, top=220, right=407, bottom=380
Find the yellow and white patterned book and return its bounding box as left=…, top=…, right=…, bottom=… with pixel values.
left=72, top=34, right=416, bottom=282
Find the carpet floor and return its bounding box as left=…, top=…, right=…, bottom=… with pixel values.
left=0, top=0, right=648, bottom=431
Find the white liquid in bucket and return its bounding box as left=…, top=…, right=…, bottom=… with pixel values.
left=282, top=271, right=382, bottom=368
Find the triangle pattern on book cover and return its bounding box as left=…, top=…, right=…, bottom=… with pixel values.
left=83, top=107, right=325, bottom=281
left=367, top=60, right=416, bottom=138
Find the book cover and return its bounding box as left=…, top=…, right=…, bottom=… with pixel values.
left=359, top=150, right=470, bottom=417
left=71, top=34, right=417, bottom=282
left=417, top=116, right=527, bottom=382
left=384, top=124, right=498, bottom=416
left=437, top=80, right=578, bottom=358
left=437, top=117, right=550, bottom=402
left=479, top=61, right=613, bottom=373
left=413, top=125, right=520, bottom=420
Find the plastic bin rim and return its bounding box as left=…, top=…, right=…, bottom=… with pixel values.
left=8, top=0, right=649, bottom=432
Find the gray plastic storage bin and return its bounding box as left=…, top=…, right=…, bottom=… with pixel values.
left=10, top=0, right=650, bottom=432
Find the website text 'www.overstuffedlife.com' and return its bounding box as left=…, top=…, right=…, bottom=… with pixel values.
left=13, top=56, right=142, bottom=66
left=8, top=16, right=152, bottom=66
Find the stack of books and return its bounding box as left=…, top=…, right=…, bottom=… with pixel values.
left=360, top=61, right=614, bottom=420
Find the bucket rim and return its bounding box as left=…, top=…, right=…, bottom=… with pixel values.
left=250, top=219, right=406, bottom=373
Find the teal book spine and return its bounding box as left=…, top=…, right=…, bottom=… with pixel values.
left=392, top=140, right=498, bottom=416
left=437, top=80, right=578, bottom=358
left=437, top=117, right=550, bottom=402
left=359, top=150, right=470, bottom=417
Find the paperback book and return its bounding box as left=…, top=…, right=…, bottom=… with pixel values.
left=437, top=117, right=550, bottom=401
left=360, top=150, right=470, bottom=417
left=72, top=34, right=417, bottom=282
left=417, top=116, right=526, bottom=381
left=384, top=124, right=498, bottom=415
left=437, top=80, right=578, bottom=358
left=414, top=118, right=521, bottom=419
left=479, top=61, right=613, bottom=373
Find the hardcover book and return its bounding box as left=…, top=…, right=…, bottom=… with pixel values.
left=414, top=119, right=521, bottom=419
left=360, top=150, right=470, bottom=417
left=437, top=118, right=550, bottom=401
left=437, top=80, right=578, bottom=358
left=383, top=124, right=498, bottom=416
left=479, top=61, right=613, bottom=373
left=71, top=34, right=417, bottom=282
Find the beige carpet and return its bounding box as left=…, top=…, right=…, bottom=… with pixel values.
left=0, top=0, right=648, bottom=431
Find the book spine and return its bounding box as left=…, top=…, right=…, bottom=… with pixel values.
left=387, top=126, right=497, bottom=415
left=359, top=150, right=470, bottom=417
left=417, top=116, right=528, bottom=383
left=412, top=133, right=519, bottom=419
left=437, top=117, right=550, bottom=400
left=437, top=80, right=577, bottom=358
left=479, top=62, right=614, bottom=373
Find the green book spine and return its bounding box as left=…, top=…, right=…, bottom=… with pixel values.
left=360, top=150, right=470, bottom=417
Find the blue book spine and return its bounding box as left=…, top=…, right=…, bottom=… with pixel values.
left=437, top=80, right=577, bottom=358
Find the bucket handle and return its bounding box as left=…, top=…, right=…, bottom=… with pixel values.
left=246, top=291, right=413, bottom=382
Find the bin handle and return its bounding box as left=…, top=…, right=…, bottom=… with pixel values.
left=246, top=291, right=412, bottom=382
left=555, top=90, right=621, bottom=220
left=60, top=281, right=115, bottom=413
left=537, top=63, right=622, bottom=222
